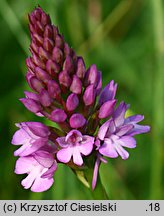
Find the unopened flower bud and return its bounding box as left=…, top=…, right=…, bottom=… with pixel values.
left=83, top=84, right=96, bottom=106
left=44, top=25, right=53, bottom=38
left=66, top=93, right=79, bottom=111
left=46, top=59, right=60, bottom=76
left=52, top=47, right=63, bottom=64
left=24, top=91, right=39, bottom=101
left=35, top=67, right=51, bottom=83
left=99, top=80, right=117, bottom=106
left=47, top=80, right=61, bottom=98
left=70, top=75, right=82, bottom=94
left=43, top=37, right=54, bottom=52
left=20, top=98, right=43, bottom=114
left=85, top=64, right=98, bottom=87
left=63, top=56, right=74, bottom=74
left=38, top=47, right=50, bottom=61
left=69, top=113, right=86, bottom=128
left=59, top=70, right=72, bottom=87
left=64, top=43, right=73, bottom=56
left=51, top=109, right=67, bottom=123
left=55, top=34, right=64, bottom=49
left=76, top=57, right=86, bottom=79
left=26, top=58, right=35, bottom=71
left=98, top=100, right=116, bottom=119
left=32, top=53, right=45, bottom=69
left=95, top=71, right=102, bottom=95
left=39, top=89, right=52, bottom=107
left=28, top=75, right=45, bottom=93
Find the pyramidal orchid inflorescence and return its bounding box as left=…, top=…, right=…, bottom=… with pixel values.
left=12, top=7, right=150, bottom=193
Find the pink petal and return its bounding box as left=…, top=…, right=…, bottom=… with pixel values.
left=56, top=137, right=69, bottom=147
left=118, top=136, right=136, bottom=148
left=98, top=80, right=117, bottom=106
left=57, top=147, right=73, bottom=163
left=21, top=167, right=41, bottom=189
left=116, top=124, right=133, bottom=136
left=31, top=175, right=54, bottom=192
left=12, top=128, right=30, bottom=145
left=78, top=137, right=94, bottom=156
left=15, top=156, right=37, bottom=174
left=72, top=147, right=83, bottom=166
left=99, top=138, right=118, bottom=158
left=34, top=151, right=54, bottom=168
left=113, top=102, right=129, bottom=127
left=125, top=115, right=144, bottom=124
left=81, top=135, right=94, bottom=145
left=41, top=162, right=57, bottom=178
left=15, top=138, right=47, bottom=157
left=114, top=144, right=129, bottom=160
left=127, top=125, right=150, bottom=136
left=98, top=119, right=111, bottom=140
left=106, top=119, right=116, bottom=135
left=14, top=143, right=31, bottom=156
left=26, top=122, right=50, bottom=138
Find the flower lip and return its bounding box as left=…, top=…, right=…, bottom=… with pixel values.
left=56, top=129, right=95, bottom=166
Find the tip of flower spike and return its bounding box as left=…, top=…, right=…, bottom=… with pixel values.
left=29, top=7, right=51, bottom=27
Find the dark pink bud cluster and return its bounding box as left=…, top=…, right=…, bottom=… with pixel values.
left=21, top=7, right=115, bottom=131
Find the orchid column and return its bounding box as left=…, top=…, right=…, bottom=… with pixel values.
left=11, top=7, right=150, bottom=198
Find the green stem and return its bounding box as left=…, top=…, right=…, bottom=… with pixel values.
left=150, top=0, right=164, bottom=199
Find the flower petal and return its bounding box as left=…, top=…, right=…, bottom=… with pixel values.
left=14, top=156, right=37, bottom=174
left=99, top=138, right=118, bottom=158
left=116, top=124, right=134, bottom=136
left=113, top=102, right=129, bottom=127
left=72, top=147, right=83, bottom=166
left=12, top=128, right=30, bottom=145
left=34, top=151, right=54, bottom=168
left=98, top=80, right=117, bottom=106
left=79, top=136, right=94, bottom=156
left=21, top=167, right=41, bottom=189
left=127, top=125, right=150, bottom=136
left=57, top=147, right=73, bottom=163
left=31, top=175, right=54, bottom=192
left=117, top=136, right=136, bottom=148
left=56, top=137, right=69, bottom=148
left=125, top=115, right=144, bottom=124
left=98, top=119, right=111, bottom=140
left=25, top=122, right=50, bottom=138
left=15, top=138, right=47, bottom=157
left=41, top=162, right=57, bottom=179
left=114, top=144, right=129, bottom=160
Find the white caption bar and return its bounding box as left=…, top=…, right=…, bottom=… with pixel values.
left=0, top=201, right=163, bottom=216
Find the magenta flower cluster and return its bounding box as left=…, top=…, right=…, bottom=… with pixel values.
left=12, top=7, right=150, bottom=192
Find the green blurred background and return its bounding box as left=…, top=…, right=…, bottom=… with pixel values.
left=0, top=0, right=163, bottom=200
